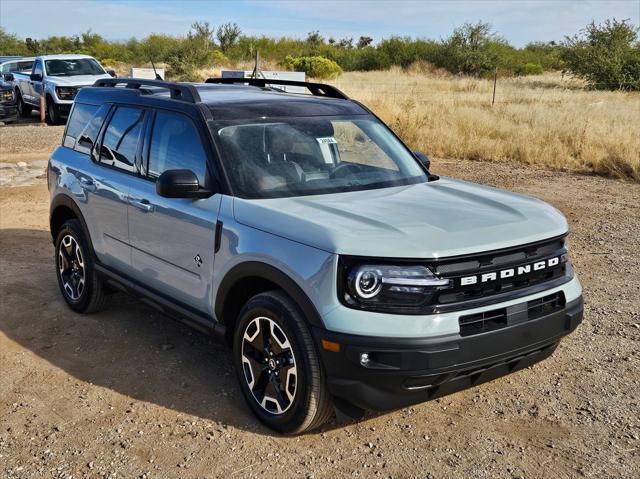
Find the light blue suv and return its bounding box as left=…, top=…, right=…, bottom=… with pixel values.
left=49, top=77, right=583, bottom=433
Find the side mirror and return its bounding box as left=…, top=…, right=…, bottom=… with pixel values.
left=3, top=73, right=14, bottom=82
left=414, top=151, right=431, bottom=171
left=156, top=169, right=214, bottom=199
left=107, top=69, right=117, bottom=78
left=30, top=73, right=42, bottom=82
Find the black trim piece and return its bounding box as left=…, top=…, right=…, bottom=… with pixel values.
left=214, top=261, right=325, bottom=328
left=93, top=78, right=202, bottom=103
left=94, top=263, right=225, bottom=337
left=214, top=220, right=223, bottom=253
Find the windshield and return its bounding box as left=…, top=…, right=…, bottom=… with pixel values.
left=45, top=58, right=105, bottom=77
left=212, top=116, right=428, bottom=199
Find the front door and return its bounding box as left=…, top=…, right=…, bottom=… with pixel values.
left=127, top=110, right=221, bottom=315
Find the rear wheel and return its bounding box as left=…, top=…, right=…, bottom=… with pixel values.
left=233, top=290, right=333, bottom=434
left=54, top=219, right=107, bottom=313
left=16, top=91, right=32, bottom=118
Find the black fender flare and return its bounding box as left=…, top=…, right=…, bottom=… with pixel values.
left=215, top=261, right=325, bottom=329
left=49, top=194, right=95, bottom=256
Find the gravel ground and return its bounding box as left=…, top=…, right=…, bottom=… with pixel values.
left=0, top=159, right=639, bottom=478
left=0, top=125, right=65, bottom=159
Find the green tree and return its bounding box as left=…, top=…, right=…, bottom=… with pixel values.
left=438, top=22, right=502, bottom=76
left=562, top=19, right=640, bottom=90
left=216, top=22, right=242, bottom=53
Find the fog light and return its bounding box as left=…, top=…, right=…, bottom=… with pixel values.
left=360, top=353, right=370, bottom=366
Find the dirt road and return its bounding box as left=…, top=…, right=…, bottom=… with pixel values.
left=1, top=160, right=638, bottom=478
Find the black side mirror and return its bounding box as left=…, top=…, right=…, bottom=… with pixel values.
left=414, top=151, right=431, bottom=171
left=30, top=73, right=42, bottom=82
left=3, top=73, right=14, bottom=82
left=156, top=169, right=214, bottom=199
left=107, top=69, right=117, bottom=78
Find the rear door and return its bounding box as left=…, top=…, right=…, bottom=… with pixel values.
left=83, top=104, right=147, bottom=274
left=127, top=109, right=221, bottom=315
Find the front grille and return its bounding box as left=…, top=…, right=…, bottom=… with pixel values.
left=459, top=291, right=565, bottom=337
left=458, top=308, right=507, bottom=337
left=432, top=236, right=569, bottom=308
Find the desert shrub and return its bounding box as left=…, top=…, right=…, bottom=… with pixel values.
left=517, top=62, right=544, bottom=75
left=283, top=55, right=342, bottom=79
left=562, top=19, right=640, bottom=90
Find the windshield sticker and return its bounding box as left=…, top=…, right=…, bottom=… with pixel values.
left=316, top=136, right=337, bottom=145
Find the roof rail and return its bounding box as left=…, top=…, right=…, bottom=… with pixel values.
left=92, top=78, right=201, bottom=103
left=205, top=77, right=349, bottom=100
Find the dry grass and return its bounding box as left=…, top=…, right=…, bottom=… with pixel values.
left=328, top=69, right=640, bottom=181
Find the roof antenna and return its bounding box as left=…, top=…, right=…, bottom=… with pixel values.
left=150, top=59, right=162, bottom=80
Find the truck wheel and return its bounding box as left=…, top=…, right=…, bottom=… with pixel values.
left=54, top=219, right=108, bottom=314
left=233, top=290, right=333, bottom=434
left=47, top=97, right=61, bottom=125
left=16, top=91, right=32, bottom=118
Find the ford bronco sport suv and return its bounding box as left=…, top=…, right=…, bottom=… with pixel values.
left=49, top=78, right=583, bottom=434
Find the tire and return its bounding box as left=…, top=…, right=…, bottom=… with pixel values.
left=46, top=97, right=61, bottom=125
left=233, top=290, right=333, bottom=434
left=54, top=219, right=107, bottom=314
left=16, top=91, right=32, bottom=118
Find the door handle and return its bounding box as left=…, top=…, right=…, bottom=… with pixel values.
left=129, top=197, right=154, bottom=213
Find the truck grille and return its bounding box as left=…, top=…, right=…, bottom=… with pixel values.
left=430, top=235, right=569, bottom=311
left=459, top=291, right=565, bottom=337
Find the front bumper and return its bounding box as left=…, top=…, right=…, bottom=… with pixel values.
left=0, top=101, right=17, bottom=122
left=314, top=295, right=583, bottom=411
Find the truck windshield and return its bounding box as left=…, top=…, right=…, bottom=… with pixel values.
left=45, top=58, right=105, bottom=77
left=211, top=116, right=428, bottom=199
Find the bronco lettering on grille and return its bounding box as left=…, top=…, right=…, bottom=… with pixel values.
left=459, top=256, right=560, bottom=286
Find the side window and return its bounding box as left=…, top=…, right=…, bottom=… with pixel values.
left=0, top=62, right=12, bottom=74
left=33, top=60, right=43, bottom=77
left=63, top=103, right=110, bottom=153
left=99, top=107, right=145, bottom=173
left=148, top=111, right=207, bottom=185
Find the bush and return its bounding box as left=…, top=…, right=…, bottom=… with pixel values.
left=517, top=62, right=544, bottom=75
left=562, top=19, right=640, bottom=90
left=283, top=55, right=342, bottom=79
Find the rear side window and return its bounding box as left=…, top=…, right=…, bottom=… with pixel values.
left=99, top=107, right=145, bottom=173
left=63, top=103, right=99, bottom=150
left=76, top=104, right=110, bottom=154
left=148, top=111, right=207, bottom=185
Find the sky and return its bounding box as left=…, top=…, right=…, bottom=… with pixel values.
left=1, top=0, right=639, bottom=47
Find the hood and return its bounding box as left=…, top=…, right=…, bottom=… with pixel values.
left=233, top=177, right=568, bottom=258
left=47, top=73, right=111, bottom=87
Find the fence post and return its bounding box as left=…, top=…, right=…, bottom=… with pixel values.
left=492, top=69, right=497, bottom=106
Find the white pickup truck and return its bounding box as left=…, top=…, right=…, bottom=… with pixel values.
left=13, top=54, right=112, bottom=124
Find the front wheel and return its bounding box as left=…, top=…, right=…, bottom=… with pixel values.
left=233, top=291, right=333, bottom=434
left=47, top=97, right=62, bottom=125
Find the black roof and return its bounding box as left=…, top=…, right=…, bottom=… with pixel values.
left=76, top=79, right=368, bottom=120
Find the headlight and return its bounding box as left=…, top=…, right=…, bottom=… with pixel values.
left=1, top=89, right=13, bottom=102
left=56, top=87, right=76, bottom=100
left=343, top=263, right=450, bottom=312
